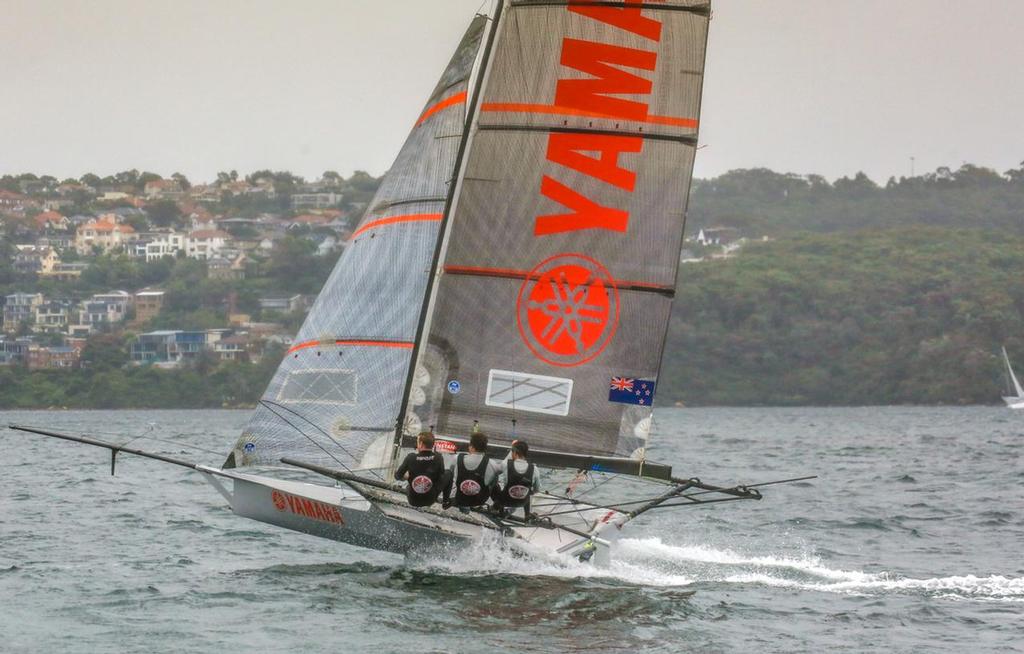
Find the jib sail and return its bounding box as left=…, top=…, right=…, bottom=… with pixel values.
left=402, top=1, right=711, bottom=460
left=226, top=16, right=487, bottom=471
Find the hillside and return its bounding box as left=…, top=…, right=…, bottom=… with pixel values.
left=661, top=228, right=1024, bottom=405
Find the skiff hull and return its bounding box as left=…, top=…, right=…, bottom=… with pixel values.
left=199, top=466, right=615, bottom=565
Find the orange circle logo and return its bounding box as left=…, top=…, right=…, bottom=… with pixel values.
left=517, top=253, right=619, bottom=367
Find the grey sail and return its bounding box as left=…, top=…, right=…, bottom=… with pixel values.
left=403, top=1, right=711, bottom=460
left=226, top=16, right=487, bottom=471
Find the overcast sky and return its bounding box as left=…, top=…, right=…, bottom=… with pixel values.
left=2, top=0, right=1022, bottom=183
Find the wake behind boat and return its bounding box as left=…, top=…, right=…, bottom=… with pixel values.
left=9, top=0, right=798, bottom=566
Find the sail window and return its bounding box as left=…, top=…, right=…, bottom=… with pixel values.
left=485, top=369, right=573, bottom=416
left=277, top=369, right=357, bottom=405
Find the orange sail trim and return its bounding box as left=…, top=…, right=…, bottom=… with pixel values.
left=351, top=213, right=443, bottom=239
left=416, top=91, right=468, bottom=126
left=444, top=264, right=672, bottom=292
left=480, top=102, right=697, bottom=129
left=287, top=339, right=414, bottom=354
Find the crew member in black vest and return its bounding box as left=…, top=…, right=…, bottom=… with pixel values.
left=448, top=431, right=498, bottom=511
left=490, top=439, right=540, bottom=519
left=394, top=431, right=451, bottom=508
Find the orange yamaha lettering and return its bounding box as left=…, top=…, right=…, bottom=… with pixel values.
left=535, top=176, right=629, bottom=236
left=546, top=132, right=642, bottom=192
left=569, top=0, right=663, bottom=41
left=301, top=499, right=316, bottom=517
left=555, top=38, right=656, bottom=121
left=274, top=489, right=345, bottom=524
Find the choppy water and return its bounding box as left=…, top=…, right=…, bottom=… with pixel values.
left=1, top=407, right=1021, bottom=653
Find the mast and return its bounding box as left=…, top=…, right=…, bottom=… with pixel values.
left=392, top=0, right=507, bottom=459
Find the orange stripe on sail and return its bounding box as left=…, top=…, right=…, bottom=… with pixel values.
left=480, top=103, right=698, bottom=129
left=443, top=264, right=673, bottom=293
left=416, top=91, right=468, bottom=126
left=351, top=213, right=443, bottom=239
left=287, top=339, right=414, bottom=354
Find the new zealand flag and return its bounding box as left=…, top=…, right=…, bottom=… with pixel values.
left=608, top=377, right=656, bottom=405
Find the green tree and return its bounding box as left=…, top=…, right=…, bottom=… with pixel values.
left=147, top=200, right=182, bottom=228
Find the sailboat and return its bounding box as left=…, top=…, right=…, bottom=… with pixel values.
left=1001, top=347, right=1024, bottom=409
left=10, top=1, right=783, bottom=566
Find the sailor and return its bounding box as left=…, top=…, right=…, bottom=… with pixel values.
left=394, top=431, right=451, bottom=508
left=490, top=439, right=541, bottom=519
left=447, top=431, right=498, bottom=511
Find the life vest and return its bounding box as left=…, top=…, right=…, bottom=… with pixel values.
left=405, top=451, right=443, bottom=507
left=501, top=459, right=535, bottom=507
left=454, top=453, right=491, bottom=507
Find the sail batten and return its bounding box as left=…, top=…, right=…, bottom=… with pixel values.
left=403, top=0, right=710, bottom=459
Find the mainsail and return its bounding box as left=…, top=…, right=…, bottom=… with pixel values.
left=226, top=16, right=487, bottom=471
left=401, top=1, right=711, bottom=460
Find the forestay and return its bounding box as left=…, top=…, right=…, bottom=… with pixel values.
left=225, top=16, right=487, bottom=471
left=404, top=1, right=710, bottom=459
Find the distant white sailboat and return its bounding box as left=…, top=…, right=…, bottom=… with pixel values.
left=1001, top=347, right=1024, bottom=409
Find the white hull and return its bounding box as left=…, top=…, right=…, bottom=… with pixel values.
left=1002, top=396, right=1024, bottom=410
left=198, top=466, right=620, bottom=565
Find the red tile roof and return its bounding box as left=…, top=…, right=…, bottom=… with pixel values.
left=33, top=211, right=66, bottom=227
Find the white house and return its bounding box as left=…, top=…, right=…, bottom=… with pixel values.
left=145, top=231, right=187, bottom=261
left=186, top=229, right=231, bottom=260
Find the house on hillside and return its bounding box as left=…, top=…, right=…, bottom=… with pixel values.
left=42, top=262, right=89, bottom=281
left=75, top=215, right=137, bottom=254
left=133, top=290, right=165, bottom=324
left=35, top=233, right=74, bottom=251
left=130, top=329, right=230, bottom=366
left=0, top=337, right=34, bottom=366
left=27, top=344, right=81, bottom=370
left=13, top=245, right=61, bottom=275
left=70, top=291, right=132, bottom=334
left=291, top=192, right=343, bottom=210
left=693, top=227, right=740, bottom=246
left=143, top=179, right=184, bottom=199
left=187, top=229, right=230, bottom=260
left=208, top=252, right=248, bottom=280
left=3, top=293, right=44, bottom=332
left=145, top=231, right=186, bottom=261
left=258, top=295, right=305, bottom=314
left=32, top=300, right=73, bottom=334
left=213, top=333, right=258, bottom=362
left=98, top=191, right=131, bottom=202
left=33, top=211, right=70, bottom=231
left=0, top=190, right=31, bottom=211
left=289, top=213, right=333, bottom=228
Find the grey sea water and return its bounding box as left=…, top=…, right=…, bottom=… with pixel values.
left=0, top=407, right=1021, bottom=653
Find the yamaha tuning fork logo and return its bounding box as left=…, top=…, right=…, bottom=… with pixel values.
left=517, top=253, right=619, bottom=367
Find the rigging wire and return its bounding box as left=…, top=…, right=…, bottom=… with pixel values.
left=85, top=423, right=224, bottom=459
left=258, top=399, right=383, bottom=481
